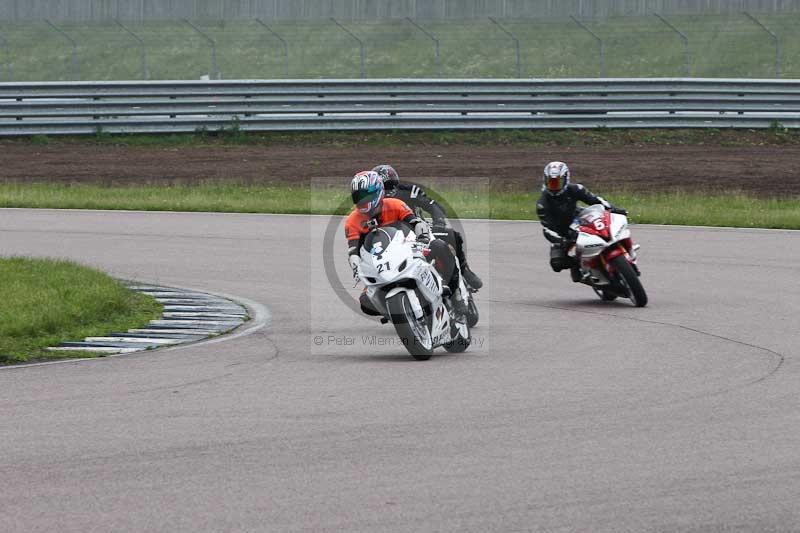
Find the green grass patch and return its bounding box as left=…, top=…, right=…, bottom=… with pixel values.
left=0, top=257, right=163, bottom=364
left=476, top=190, right=800, bottom=230
left=0, top=183, right=312, bottom=213
left=0, top=183, right=797, bottom=230
left=0, top=14, right=798, bottom=82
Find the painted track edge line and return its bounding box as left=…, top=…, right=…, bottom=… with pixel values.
left=0, top=286, right=270, bottom=371
left=2, top=207, right=796, bottom=233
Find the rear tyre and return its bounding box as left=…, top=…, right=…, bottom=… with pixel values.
left=466, top=296, right=479, bottom=328
left=610, top=255, right=648, bottom=307
left=444, top=321, right=471, bottom=353
left=593, top=286, right=618, bottom=301
left=385, top=292, right=434, bottom=360
left=444, top=335, right=470, bottom=353
left=601, top=290, right=618, bottom=301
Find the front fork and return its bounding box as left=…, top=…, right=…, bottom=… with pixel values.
left=602, top=242, right=642, bottom=277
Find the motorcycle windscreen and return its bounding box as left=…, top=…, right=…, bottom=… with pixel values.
left=577, top=204, right=606, bottom=225
left=363, top=226, right=398, bottom=256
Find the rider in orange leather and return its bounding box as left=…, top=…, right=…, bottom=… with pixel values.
left=344, top=197, right=415, bottom=243
left=346, top=170, right=466, bottom=316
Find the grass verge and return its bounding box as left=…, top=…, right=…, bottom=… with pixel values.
left=0, top=257, right=163, bottom=364
left=0, top=183, right=798, bottom=230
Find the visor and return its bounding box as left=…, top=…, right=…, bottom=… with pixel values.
left=546, top=176, right=564, bottom=192
left=352, top=188, right=378, bottom=205
left=355, top=192, right=382, bottom=214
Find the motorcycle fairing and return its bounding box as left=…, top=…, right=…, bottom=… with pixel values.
left=357, top=225, right=456, bottom=348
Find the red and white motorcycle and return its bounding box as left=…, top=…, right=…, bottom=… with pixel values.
left=567, top=204, right=648, bottom=307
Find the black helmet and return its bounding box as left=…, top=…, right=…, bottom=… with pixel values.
left=371, top=164, right=400, bottom=193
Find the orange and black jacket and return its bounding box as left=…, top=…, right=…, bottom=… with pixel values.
left=345, top=198, right=421, bottom=256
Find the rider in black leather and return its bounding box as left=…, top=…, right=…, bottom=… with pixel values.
left=536, top=161, right=627, bottom=282
left=371, top=164, right=484, bottom=290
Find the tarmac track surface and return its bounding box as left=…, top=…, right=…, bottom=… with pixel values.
left=1, top=209, right=799, bottom=532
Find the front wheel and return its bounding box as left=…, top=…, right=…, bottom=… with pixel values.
left=385, top=292, right=434, bottom=360
left=609, top=255, right=648, bottom=307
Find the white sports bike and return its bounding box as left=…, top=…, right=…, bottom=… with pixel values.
left=567, top=204, right=648, bottom=307
left=357, top=223, right=471, bottom=360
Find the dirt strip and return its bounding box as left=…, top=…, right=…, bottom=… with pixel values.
left=2, top=141, right=798, bottom=196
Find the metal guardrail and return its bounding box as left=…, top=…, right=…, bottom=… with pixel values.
left=2, top=79, right=800, bottom=135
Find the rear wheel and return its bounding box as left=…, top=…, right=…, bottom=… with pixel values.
left=385, top=292, right=434, bottom=360
left=609, top=255, right=648, bottom=307
left=466, top=296, right=479, bottom=328
left=444, top=318, right=471, bottom=353
left=444, top=334, right=470, bottom=353
left=592, top=286, right=618, bottom=301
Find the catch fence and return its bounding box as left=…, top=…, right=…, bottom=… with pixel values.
left=3, top=0, right=800, bottom=23
left=0, top=14, right=796, bottom=82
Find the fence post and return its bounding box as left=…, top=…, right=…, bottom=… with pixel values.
left=183, top=19, right=221, bottom=80
left=331, top=18, right=365, bottom=78
left=654, top=13, right=690, bottom=77
left=0, top=30, right=11, bottom=81
left=406, top=17, right=442, bottom=77
left=488, top=17, right=521, bottom=78
left=743, top=11, right=781, bottom=78
left=570, top=15, right=605, bottom=78
left=255, top=18, right=289, bottom=78
left=115, top=19, right=149, bottom=80
left=44, top=19, right=79, bottom=80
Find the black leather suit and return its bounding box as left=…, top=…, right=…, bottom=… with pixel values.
left=536, top=184, right=620, bottom=272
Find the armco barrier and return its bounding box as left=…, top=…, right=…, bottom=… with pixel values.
left=2, top=79, right=800, bottom=135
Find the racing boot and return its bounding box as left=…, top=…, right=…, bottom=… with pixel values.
left=461, top=262, right=483, bottom=289
left=451, top=287, right=468, bottom=319
left=570, top=265, right=582, bottom=283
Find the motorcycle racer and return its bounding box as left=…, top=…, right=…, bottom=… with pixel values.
left=536, top=161, right=628, bottom=282
left=346, top=170, right=467, bottom=316
left=371, top=164, right=483, bottom=290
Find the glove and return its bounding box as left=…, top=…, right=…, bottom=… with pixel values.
left=611, top=207, right=628, bottom=216
left=563, top=229, right=578, bottom=247
left=561, top=237, right=577, bottom=257
left=414, top=220, right=431, bottom=243
left=349, top=255, right=361, bottom=279
left=431, top=220, right=448, bottom=234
